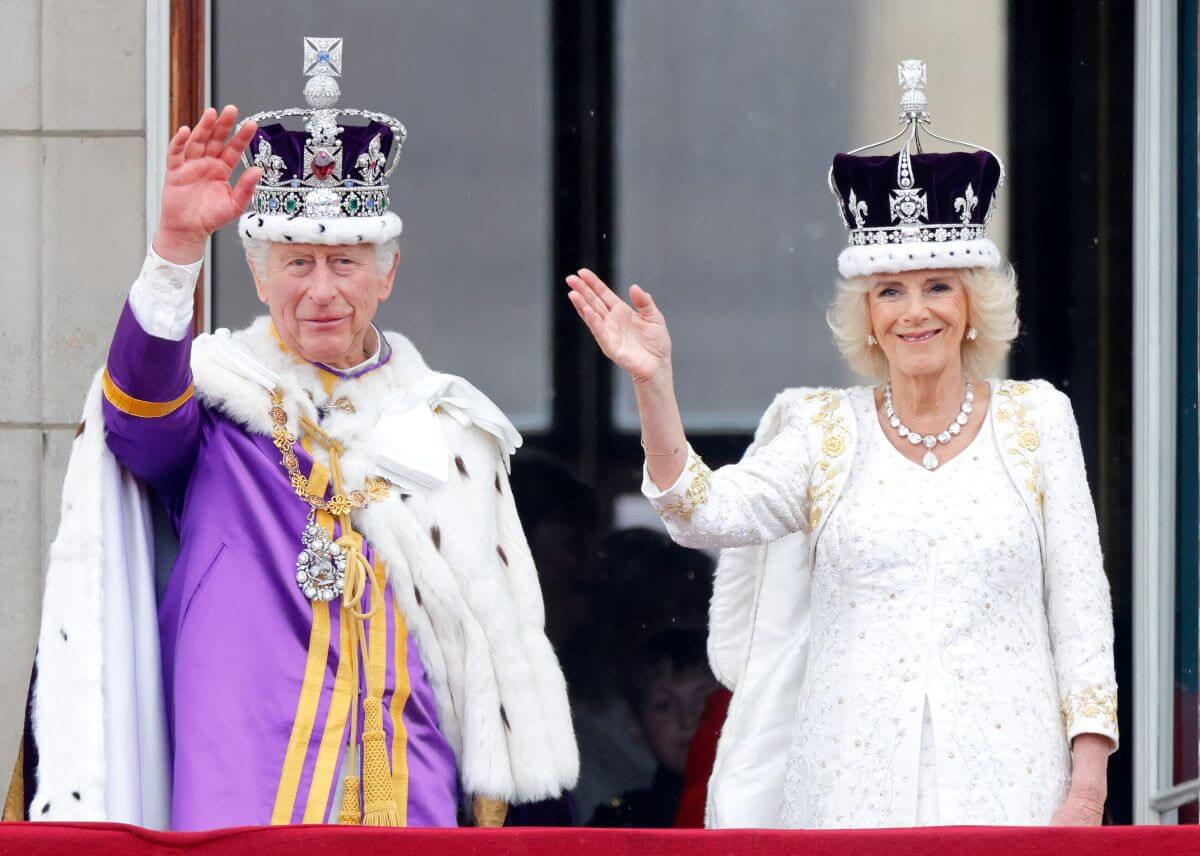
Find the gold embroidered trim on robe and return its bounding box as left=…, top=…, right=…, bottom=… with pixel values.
left=102, top=368, right=194, bottom=418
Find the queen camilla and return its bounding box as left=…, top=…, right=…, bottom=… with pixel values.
left=567, top=61, right=1118, bottom=829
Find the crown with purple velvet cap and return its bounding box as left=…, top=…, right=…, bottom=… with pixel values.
left=234, top=37, right=406, bottom=246
left=829, top=60, right=1005, bottom=278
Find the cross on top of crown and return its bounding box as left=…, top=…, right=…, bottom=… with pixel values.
left=898, top=59, right=926, bottom=92
left=897, top=59, right=930, bottom=121
left=303, top=37, right=342, bottom=78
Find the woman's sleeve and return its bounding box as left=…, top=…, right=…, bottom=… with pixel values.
left=641, top=399, right=812, bottom=550
left=1040, top=384, right=1120, bottom=750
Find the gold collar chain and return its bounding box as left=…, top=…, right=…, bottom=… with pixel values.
left=270, top=390, right=391, bottom=514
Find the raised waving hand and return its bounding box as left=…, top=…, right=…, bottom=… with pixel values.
left=154, top=105, right=262, bottom=264
left=566, top=268, right=688, bottom=488
left=565, top=269, right=672, bottom=387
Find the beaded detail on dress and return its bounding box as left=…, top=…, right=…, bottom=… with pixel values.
left=642, top=381, right=1118, bottom=829
left=781, top=390, right=1070, bottom=827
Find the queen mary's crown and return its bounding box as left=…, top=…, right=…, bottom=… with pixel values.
left=234, top=37, right=406, bottom=246
left=829, top=60, right=1005, bottom=278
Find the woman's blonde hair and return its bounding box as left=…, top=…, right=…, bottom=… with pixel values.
left=826, top=264, right=1020, bottom=381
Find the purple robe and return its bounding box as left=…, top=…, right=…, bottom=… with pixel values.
left=101, top=302, right=459, bottom=830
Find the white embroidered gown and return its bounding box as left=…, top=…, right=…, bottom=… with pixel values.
left=643, top=383, right=1119, bottom=829
left=781, top=392, right=1066, bottom=827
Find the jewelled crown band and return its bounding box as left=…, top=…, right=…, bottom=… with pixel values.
left=829, top=60, right=1006, bottom=278
left=234, top=37, right=406, bottom=245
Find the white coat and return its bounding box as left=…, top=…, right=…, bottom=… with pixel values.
left=643, top=381, right=1118, bottom=828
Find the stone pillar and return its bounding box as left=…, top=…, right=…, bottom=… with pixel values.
left=0, top=0, right=148, bottom=784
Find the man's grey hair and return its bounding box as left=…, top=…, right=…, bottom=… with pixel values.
left=241, top=235, right=399, bottom=277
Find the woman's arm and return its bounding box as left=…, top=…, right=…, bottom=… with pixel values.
left=1051, top=734, right=1110, bottom=825
left=566, top=270, right=812, bottom=549
left=1038, top=383, right=1118, bottom=822
left=566, top=269, right=687, bottom=489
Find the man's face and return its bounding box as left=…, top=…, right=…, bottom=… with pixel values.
left=633, top=665, right=719, bottom=775
left=250, top=242, right=397, bottom=367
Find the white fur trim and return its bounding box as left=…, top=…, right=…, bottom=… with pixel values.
left=31, top=376, right=108, bottom=820
left=837, top=237, right=1001, bottom=278
left=238, top=210, right=402, bottom=245
left=189, top=318, right=579, bottom=801
left=30, top=373, right=171, bottom=826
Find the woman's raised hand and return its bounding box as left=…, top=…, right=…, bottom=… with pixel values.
left=154, top=105, right=262, bottom=264
left=566, top=269, right=673, bottom=387
left=568, top=268, right=687, bottom=485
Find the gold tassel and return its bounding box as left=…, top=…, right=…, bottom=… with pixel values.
left=472, top=795, right=509, bottom=828
left=360, top=696, right=401, bottom=826
left=338, top=774, right=362, bottom=825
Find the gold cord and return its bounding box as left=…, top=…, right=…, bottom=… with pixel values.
left=272, top=390, right=399, bottom=826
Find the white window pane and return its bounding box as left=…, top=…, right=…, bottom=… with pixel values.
left=212, top=0, right=552, bottom=429
left=613, top=0, right=1008, bottom=431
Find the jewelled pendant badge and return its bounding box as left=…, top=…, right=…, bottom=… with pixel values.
left=269, top=389, right=392, bottom=602
left=296, top=511, right=347, bottom=602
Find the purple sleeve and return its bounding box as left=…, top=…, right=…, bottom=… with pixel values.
left=102, top=300, right=201, bottom=497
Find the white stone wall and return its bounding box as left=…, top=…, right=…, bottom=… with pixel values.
left=0, top=0, right=147, bottom=782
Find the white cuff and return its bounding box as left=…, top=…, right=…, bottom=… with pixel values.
left=641, top=445, right=713, bottom=523
left=641, top=444, right=698, bottom=501
left=1061, top=687, right=1120, bottom=754
left=128, top=247, right=203, bottom=341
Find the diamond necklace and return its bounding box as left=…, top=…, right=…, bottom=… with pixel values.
left=883, top=382, right=974, bottom=470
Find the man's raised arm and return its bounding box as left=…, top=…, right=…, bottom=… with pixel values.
left=102, top=105, right=261, bottom=494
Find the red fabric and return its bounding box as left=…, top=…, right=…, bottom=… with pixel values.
left=0, top=822, right=1198, bottom=855
left=673, top=687, right=732, bottom=828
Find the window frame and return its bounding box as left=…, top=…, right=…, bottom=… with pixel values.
left=158, top=0, right=1161, bottom=821
left=1132, top=0, right=1200, bottom=823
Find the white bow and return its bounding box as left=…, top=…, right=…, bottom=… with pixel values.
left=372, top=374, right=522, bottom=493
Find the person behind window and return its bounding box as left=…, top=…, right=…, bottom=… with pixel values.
left=588, top=629, right=718, bottom=828
left=595, top=527, right=714, bottom=639
left=566, top=61, right=1117, bottom=829
left=510, top=457, right=602, bottom=681
left=571, top=528, right=715, bottom=820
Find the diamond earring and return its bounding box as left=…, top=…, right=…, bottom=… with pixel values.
left=866, top=334, right=877, bottom=347
left=966, top=328, right=978, bottom=341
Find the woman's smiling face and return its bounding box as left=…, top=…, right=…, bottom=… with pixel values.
left=866, top=268, right=970, bottom=380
